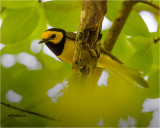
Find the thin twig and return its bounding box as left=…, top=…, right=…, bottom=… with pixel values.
left=103, top=0, right=138, bottom=51
left=140, top=0, right=160, bottom=10
left=0, top=101, right=60, bottom=122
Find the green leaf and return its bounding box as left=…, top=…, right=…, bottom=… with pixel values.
left=1, top=65, right=64, bottom=127
left=126, top=45, right=153, bottom=75
left=112, top=33, right=135, bottom=63
left=151, top=42, right=160, bottom=70
left=127, top=36, right=153, bottom=50
left=30, top=3, right=47, bottom=39
left=123, top=11, right=150, bottom=37
left=154, top=24, right=160, bottom=41
left=38, top=52, right=71, bottom=72
left=1, top=0, right=37, bottom=9
left=101, top=31, right=135, bottom=63
left=0, top=8, right=12, bottom=20
left=1, top=39, right=32, bottom=54
left=143, top=69, right=160, bottom=98
left=134, top=1, right=159, bottom=17
left=1, top=7, right=40, bottom=44
left=106, top=1, right=123, bottom=21
left=136, top=112, right=152, bottom=127
left=101, top=29, right=108, bottom=43
left=43, top=1, right=81, bottom=31
left=101, top=73, right=147, bottom=126
left=23, top=3, right=48, bottom=42
left=150, top=25, right=160, bottom=69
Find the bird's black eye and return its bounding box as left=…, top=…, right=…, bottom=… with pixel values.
left=51, top=34, right=56, bottom=39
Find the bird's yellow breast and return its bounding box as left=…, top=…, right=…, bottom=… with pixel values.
left=57, top=38, right=75, bottom=64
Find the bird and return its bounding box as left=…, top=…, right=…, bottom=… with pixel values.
left=39, top=28, right=149, bottom=88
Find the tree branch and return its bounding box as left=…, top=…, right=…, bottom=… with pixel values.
left=140, top=0, right=160, bottom=10
left=103, top=0, right=138, bottom=51
left=71, top=0, right=107, bottom=83
left=0, top=101, right=60, bottom=121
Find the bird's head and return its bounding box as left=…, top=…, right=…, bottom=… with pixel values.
left=39, top=28, right=66, bottom=44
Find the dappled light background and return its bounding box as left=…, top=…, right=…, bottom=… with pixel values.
left=0, top=0, right=159, bottom=127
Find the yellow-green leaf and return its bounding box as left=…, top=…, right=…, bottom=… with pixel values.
left=1, top=7, right=40, bottom=44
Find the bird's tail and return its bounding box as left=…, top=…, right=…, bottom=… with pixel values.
left=98, top=54, right=149, bottom=88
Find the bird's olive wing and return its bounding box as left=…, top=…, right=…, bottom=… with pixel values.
left=66, top=32, right=77, bottom=40
left=66, top=32, right=122, bottom=64
left=100, top=47, right=123, bottom=64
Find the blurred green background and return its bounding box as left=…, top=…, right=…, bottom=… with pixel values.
left=0, top=0, right=159, bottom=127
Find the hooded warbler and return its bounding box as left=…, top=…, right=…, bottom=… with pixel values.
left=39, top=28, right=149, bottom=88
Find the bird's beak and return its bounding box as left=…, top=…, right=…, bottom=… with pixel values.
left=38, top=39, right=48, bottom=44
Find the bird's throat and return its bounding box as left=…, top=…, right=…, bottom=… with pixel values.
left=45, top=39, right=65, bottom=56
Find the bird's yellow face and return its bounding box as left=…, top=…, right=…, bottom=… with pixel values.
left=39, top=31, right=63, bottom=44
